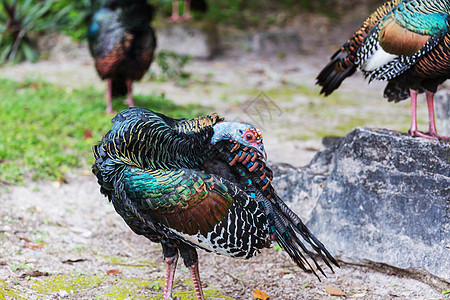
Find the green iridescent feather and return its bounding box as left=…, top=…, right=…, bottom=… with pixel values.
left=388, top=1, right=449, bottom=36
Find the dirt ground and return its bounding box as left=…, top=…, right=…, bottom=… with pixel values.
left=0, top=27, right=447, bottom=299
left=0, top=171, right=444, bottom=299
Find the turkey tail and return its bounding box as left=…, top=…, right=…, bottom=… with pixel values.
left=317, top=0, right=401, bottom=96
left=111, top=77, right=127, bottom=98
left=316, top=49, right=357, bottom=96
left=219, top=141, right=339, bottom=277
left=383, top=79, right=410, bottom=103
left=271, top=194, right=339, bottom=279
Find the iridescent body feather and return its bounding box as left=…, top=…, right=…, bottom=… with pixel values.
left=317, top=0, right=450, bottom=139
left=92, top=107, right=338, bottom=300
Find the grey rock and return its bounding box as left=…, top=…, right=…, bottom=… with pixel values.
left=435, top=90, right=450, bottom=137
left=155, top=22, right=220, bottom=59
left=244, top=31, right=302, bottom=55
left=271, top=127, right=450, bottom=289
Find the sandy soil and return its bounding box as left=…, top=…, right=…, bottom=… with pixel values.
left=0, top=32, right=447, bottom=299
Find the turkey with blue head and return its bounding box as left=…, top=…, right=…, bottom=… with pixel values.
left=92, top=107, right=339, bottom=299
left=88, top=0, right=156, bottom=114
left=317, top=0, right=450, bottom=139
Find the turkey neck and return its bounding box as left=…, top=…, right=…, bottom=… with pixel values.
left=202, top=141, right=274, bottom=194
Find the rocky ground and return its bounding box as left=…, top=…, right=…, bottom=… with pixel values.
left=0, top=22, right=448, bottom=299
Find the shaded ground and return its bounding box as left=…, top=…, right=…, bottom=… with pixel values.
left=0, top=25, right=447, bottom=299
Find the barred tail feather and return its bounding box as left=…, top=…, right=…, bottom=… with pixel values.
left=316, top=50, right=357, bottom=96
left=272, top=194, right=339, bottom=279
left=276, top=197, right=339, bottom=267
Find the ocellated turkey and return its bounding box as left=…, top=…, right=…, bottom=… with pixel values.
left=317, top=0, right=450, bottom=139
left=92, top=107, right=339, bottom=300
left=88, top=0, right=156, bottom=114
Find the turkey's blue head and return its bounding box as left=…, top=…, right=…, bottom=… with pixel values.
left=211, top=122, right=267, bottom=160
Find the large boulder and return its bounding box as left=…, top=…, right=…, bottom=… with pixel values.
left=271, top=128, right=450, bottom=290
left=435, top=90, right=450, bottom=137
left=244, top=31, right=302, bottom=55
left=155, top=21, right=220, bottom=59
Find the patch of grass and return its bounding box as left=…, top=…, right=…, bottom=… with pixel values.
left=0, top=279, right=21, bottom=298
left=31, top=274, right=105, bottom=294
left=173, top=288, right=234, bottom=300
left=238, top=84, right=426, bottom=141
left=100, top=255, right=157, bottom=268
left=0, top=77, right=207, bottom=184
left=29, top=274, right=231, bottom=299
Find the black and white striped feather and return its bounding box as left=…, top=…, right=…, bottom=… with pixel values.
left=356, top=26, right=443, bottom=82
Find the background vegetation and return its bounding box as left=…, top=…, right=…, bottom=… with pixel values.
left=0, top=78, right=205, bottom=184
left=0, top=0, right=382, bottom=64
left=0, top=0, right=386, bottom=184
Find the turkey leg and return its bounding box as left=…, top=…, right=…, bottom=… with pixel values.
left=425, top=91, right=449, bottom=139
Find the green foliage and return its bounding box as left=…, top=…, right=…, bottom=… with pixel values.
left=152, top=50, right=191, bottom=80
left=203, top=0, right=303, bottom=27
left=153, top=0, right=305, bottom=28
left=0, top=0, right=71, bottom=63
left=204, top=0, right=245, bottom=25
left=52, top=0, right=106, bottom=41
left=0, top=77, right=206, bottom=184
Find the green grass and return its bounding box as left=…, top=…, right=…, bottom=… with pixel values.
left=0, top=78, right=207, bottom=184
left=237, top=84, right=426, bottom=141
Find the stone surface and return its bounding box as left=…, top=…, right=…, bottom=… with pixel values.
left=244, top=31, right=302, bottom=55
left=271, top=128, right=450, bottom=289
left=435, top=90, right=450, bottom=137
left=155, top=21, right=220, bottom=59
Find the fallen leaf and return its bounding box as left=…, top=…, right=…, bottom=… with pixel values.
left=274, top=268, right=291, bottom=275
left=30, top=82, right=42, bottom=89
left=253, top=289, right=269, bottom=300
left=20, top=270, right=50, bottom=278
left=315, top=290, right=328, bottom=296
left=18, top=236, right=32, bottom=243
left=62, top=258, right=88, bottom=265
left=325, top=286, right=347, bottom=297
left=351, top=293, right=367, bottom=298
left=106, top=269, right=121, bottom=275
left=23, top=243, right=45, bottom=249
left=305, top=146, right=320, bottom=152
left=83, top=129, right=93, bottom=139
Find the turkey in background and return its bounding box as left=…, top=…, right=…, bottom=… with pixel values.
left=92, top=107, right=339, bottom=300
left=88, top=0, right=156, bottom=114
left=169, top=0, right=208, bottom=22
left=316, top=0, right=450, bottom=140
